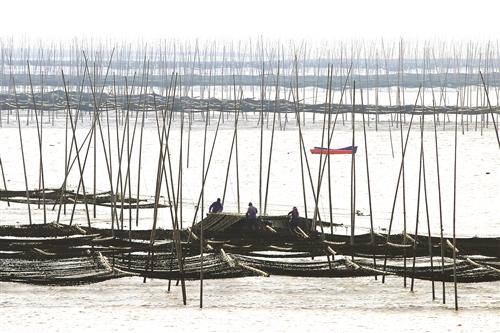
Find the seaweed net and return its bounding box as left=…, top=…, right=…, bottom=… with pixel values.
left=1, top=251, right=499, bottom=285
left=0, top=223, right=498, bottom=285
left=0, top=188, right=166, bottom=209
left=1, top=91, right=498, bottom=116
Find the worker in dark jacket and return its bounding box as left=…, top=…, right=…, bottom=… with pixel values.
left=209, top=198, right=223, bottom=213
left=246, top=202, right=259, bottom=230
left=288, top=206, right=300, bottom=229
left=246, top=202, right=258, bottom=219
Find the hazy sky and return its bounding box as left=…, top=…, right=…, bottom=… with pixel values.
left=1, top=0, right=498, bottom=41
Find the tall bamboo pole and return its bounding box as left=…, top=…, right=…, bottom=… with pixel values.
left=259, top=61, right=265, bottom=213
left=27, top=62, right=46, bottom=224
left=452, top=104, right=459, bottom=311
left=61, top=71, right=92, bottom=227
left=360, top=88, right=377, bottom=277
left=399, top=88, right=408, bottom=288
left=422, top=141, right=436, bottom=300
left=199, top=102, right=209, bottom=309
left=350, top=81, right=356, bottom=247
left=263, top=57, right=280, bottom=214
left=12, top=77, right=32, bottom=225
left=381, top=86, right=421, bottom=283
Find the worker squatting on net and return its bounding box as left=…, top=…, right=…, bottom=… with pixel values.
left=288, top=206, right=300, bottom=230
left=209, top=198, right=223, bottom=213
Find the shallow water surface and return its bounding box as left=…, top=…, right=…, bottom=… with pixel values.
left=1, top=277, right=499, bottom=332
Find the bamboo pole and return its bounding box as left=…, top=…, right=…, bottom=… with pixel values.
left=479, top=71, right=500, bottom=149
left=12, top=77, right=32, bottom=225
left=314, top=64, right=332, bottom=231
left=54, top=71, right=89, bottom=223
left=147, top=85, right=177, bottom=282
left=234, top=77, right=241, bottom=214
left=93, top=62, right=97, bottom=220
left=410, top=115, right=424, bottom=292
left=63, top=74, right=69, bottom=216
left=199, top=103, right=209, bottom=309
left=422, top=139, right=436, bottom=300
left=27, top=62, right=46, bottom=224
left=431, top=89, right=447, bottom=304
left=178, top=85, right=184, bottom=230
left=399, top=89, right=408, bottom=288
left=263, top=57, right=280, bottom=215
left=360, top=88, right=377, bottom=278
left=135, top=72, right=149, bottom=227
left=221, top=81, right=242, bottom=209
left=60, top=71, right=92, bottom=227
left=259, top=61, right=265, bottom=213
left=82, top=52, right=120, bottom=230
left=350, top=81, right=356, bottom=247
left=452, top=104, right=459, bottom=311
left=0, top=156, right=9, bottom=206
left=190, top=109, right=223, bottom=226
left=327, top=67, right=334, bottom=235
left=381, top=86, right=421, bottom=283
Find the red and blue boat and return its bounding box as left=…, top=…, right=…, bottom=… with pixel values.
left=310, top=145, right=357, bottom=155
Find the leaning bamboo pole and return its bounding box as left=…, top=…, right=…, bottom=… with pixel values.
left=259, top=61, right=265, bottom=214
left=63, top=73, right=69, bottom=215
left=61, top=71, right=92, bottom=227
left=360, top=88, right=377, bottom=278
left=311, top=64, right=353, bottom=229
left=381, top=86, right=421, bottom=283
left=263, top=58, right=280, bottom=215
left=177, top=84, right=185, bottom=229
left=398, top=87, right=408, bottom=288
left=221, top=80, right=242, bottom=210
left=314, top=64, right=332, bottom=230
left=327, top=65, right=334, bottom=235
left=319, top=63, right=353, bottom=172
left=479, top=71, right=500, bottom=149
left=54, top=71, right=89, bottom=224
left=27, top=62, right=46, bottom=224
left=135, top=71, right=149, bottom=227
left=190, top=109, right=223, bottom=226
left=0, top=156, right=9, bottom=206
left=430, top=88, right=447, bottom=304
left=410, top=115, right=424, bottom=292
left=421, top=135, right=436, bottom=300
left=234, top=77, right=241, bottom=214
left=83, top=52, right=121, bottom=230
left=147, top=85, right=177, bottom=281
left=11, top=77, right=32, bottom=225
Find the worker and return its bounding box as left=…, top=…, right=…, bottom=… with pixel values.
left=246, top=202, right=259, bottom=230
left=209, top=198, right=223, bottom=213
left=246, top=202, right=258, bottom=220
left=287, top=206, right=300, bottom=230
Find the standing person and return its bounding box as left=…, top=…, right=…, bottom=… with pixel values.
left=288, top=206, right=300, bottom=230
left=246, top=202, right=258, bottom=220
left=209, top=198, right=223, bottom=213
left=246, top=202, right=259, bottom=230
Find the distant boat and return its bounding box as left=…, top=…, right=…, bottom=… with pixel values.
left=310, top=146, right=358, bottom=155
